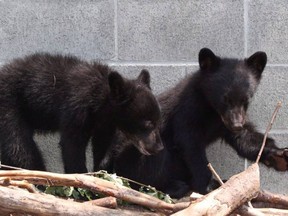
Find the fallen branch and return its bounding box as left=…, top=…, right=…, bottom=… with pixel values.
left=172, top=163, right=260, bottom=216
left=0, top=170, right=189, bottom=214
left=190, top=192, right=288, bottom=216
left=207, top=163, right=264, bottom=216
left=0, top=185, right=158, bottom=216
left=252, top=189, right=288, bottom=209
left=255, top=208, right=288, bottom=215
left=0, top=178, right=38, bottom=193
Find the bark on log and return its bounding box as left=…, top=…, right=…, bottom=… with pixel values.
left=0, top=186, right=158, bottom=216
left=172, top=163, right=260, bottom=216
left=191, top=192, right=266, bottom=216
left=84, top=196, right=117, bottom=209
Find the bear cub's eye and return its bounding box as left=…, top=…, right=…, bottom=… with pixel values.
left=241, top=98, right=248, bottom=104
left=143, top=121, right=154, bottom=130
left=224, top=95, right=232, bottom=105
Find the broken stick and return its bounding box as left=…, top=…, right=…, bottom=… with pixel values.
left=0, top=185, right=158, bottom=216
left=0, top=170, right=189, bottom=214
left=172, top=163, right=260, bottom=216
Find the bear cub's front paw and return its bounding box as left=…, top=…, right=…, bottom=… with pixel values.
left=264, top=148, right=288, bottom=171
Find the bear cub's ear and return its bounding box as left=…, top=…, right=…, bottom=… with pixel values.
left=137, top=69, right=151, bottom=89
left=198, top=48, right=220, bottom=71
left=108, top=71, right=126, bottom=98
left=246, top=51, right=267, bottom=79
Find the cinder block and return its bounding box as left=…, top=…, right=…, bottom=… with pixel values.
left=208, top=131, right=288, bottom=195
left=118, top=0, right=244, bottom=61
left=111, top=65, right=191, bottom=94
left=0, top=0, right=115, bottom=62
left=207, top=141, right=245, bottom=181
left=248, top=0, right=288, bottom=64
left=260, top=166, right=288, bottom=195
left=34, top=134, right=93, bottom=173
left=248, top=66, right=288, bottom=130
left=34, top=134, right=63, bottom=173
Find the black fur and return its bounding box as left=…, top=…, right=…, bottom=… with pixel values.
left=107, top=48, right=288, bottom=198
left=0, top=53, right=163, bottom=173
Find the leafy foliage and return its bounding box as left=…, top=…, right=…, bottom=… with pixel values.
left=92, top=170, right=131, bottom=188
left=43, top=170, right=173, bottom=203
left=44, top=186, right=100, bottom=201
left=139, top=185, right=173, bottom=204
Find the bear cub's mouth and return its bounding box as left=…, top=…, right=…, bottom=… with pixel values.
left=221, top=115, right=245, bottom=133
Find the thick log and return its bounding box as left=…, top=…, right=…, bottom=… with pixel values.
left=0, top=186, right=158, bottom=216
left=191, top=192, right=266, bottom=216
left=172, top=163, right=260, bottom=216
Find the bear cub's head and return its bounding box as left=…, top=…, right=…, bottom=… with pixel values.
left=198, top=48, right=267, bottom=132
left=108, top=69, right=163, bottom=155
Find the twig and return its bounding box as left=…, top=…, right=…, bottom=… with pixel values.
left=256, top=101, right=282, bottom=163
left=207, top=163, right=224, bottom=185
left=0, top=162, right=25, bottom=170
left=0, top=178, right=38, bottom=193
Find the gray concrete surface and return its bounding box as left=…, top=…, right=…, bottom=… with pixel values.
left=0, top=0, right=287, bottom=195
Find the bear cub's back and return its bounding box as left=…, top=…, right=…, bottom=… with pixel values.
left=0, top=53, right=112, bottom=130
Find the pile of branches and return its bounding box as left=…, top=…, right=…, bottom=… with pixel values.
left=1, top=163, right=288, bottom=215
left=1, top=102, right=288, bottom=216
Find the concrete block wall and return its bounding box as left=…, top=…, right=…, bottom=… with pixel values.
left=0, top=0, right=287, bottom=194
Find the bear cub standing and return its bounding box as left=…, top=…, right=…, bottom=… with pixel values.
left=0, top=53, right=163, bottom=173
left=109, top=48, right=288, bottom=198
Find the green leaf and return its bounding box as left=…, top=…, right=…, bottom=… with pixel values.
left=72, top=189, right=81, bottom=200
left=62, top=186, right=74, bottom=197
left=43, top=170, right=173, bottom=204
left=139, top=185, right=173, bottom=204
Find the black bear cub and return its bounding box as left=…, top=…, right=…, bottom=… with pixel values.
left=108, top=48, right=288, bottom=198
left=0, top=53, right=163, bottom=173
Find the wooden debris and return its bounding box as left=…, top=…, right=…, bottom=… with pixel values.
left=0, top=185, right=158, bottom=216
left=0, top=170, right=189, bottom=214
left=253, top=189, right=288, bottom=209
left=172, top=163, right=260, bottom=216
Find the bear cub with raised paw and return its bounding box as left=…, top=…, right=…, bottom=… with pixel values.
left=107, top=48, right=288, bottom=198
